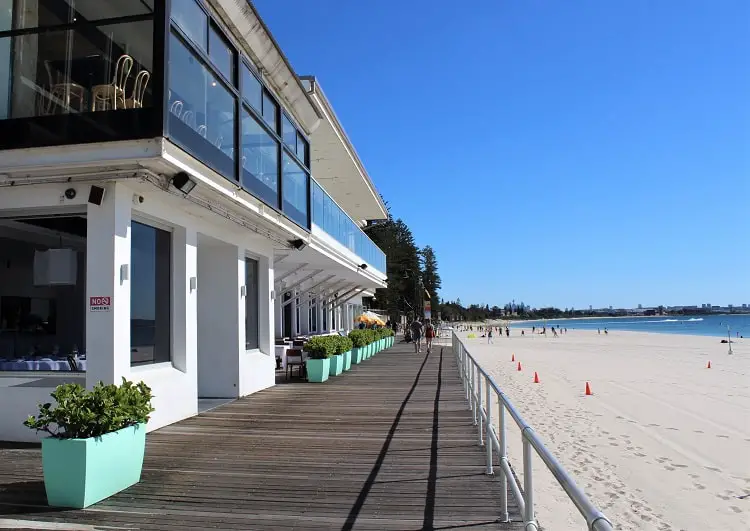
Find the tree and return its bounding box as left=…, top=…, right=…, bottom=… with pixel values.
left=420, top=246, right=441, bottom=315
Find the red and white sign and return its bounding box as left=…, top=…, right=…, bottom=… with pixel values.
left=89, top=296, right=111, bottom=312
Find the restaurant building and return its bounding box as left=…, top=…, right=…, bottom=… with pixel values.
left=0, top=0, right=388, bottom=441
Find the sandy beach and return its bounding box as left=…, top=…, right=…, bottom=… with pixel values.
left=448, top=328, right=750, bottom=530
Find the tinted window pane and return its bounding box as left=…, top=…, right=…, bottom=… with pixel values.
left=131, top=221, right=171, bottom=365
left=241, top=109, right=278, bottom=207
left=242, top=64, right=261, bottom=111
left=282, top=114, right=296, bottom=149
left=296, top=133, right=308, bottom=166
left=245, top=258, right=259, bottom=350
left=170, top=0, right=206, bottom=51
left=168, top=32, right=236, bottom=179
left=282, top=152, right=308, bottom=227
left=7, top=0, right=154, bottom=29
left=262, top=91, right=277, bottom=130
left=0, top=20, right=153, bottom=119
left=209, top=24, right=234, bottom=83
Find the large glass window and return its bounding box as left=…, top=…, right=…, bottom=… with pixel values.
left=8, top=0, right=153, bottom=29
left=282, top=152, right=308, bottom=227
left=209, top=24, right=234, bottom=83
left=130, top=221, right=171, bottom=366
left=282, top=114, right=296, bottom=149
left=0, top=17, right=153, bottom=119
left=241, top=109, right=279, bottom=206
left=170, top=0, right=207, bottom=52
left=242, top=64, right=261, bottom=112
left=309, top=297, right=317, bottom=333
left=245, top=258, right=259, bottom=350
left=168, top=32, right=236, bottom=179
left=262, top=91, right=277, bottom=130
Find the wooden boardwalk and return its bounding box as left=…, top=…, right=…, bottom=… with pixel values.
left=0, top=340, right=523, bottom=530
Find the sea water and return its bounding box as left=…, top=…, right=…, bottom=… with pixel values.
left=508, top=314, right=750, bottom=338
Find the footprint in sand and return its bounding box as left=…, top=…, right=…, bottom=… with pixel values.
left=730, top=506, right=743, bottom=514
left=665, top=465, right=676, bottom=471
left=666, top=427, right=679, bottom=431
left=716, top=434, right=729, bottom=439
left=693, top=483, right=706, bottom=490
left=706, top=466, right=722, bottom=473
left=694, top=429, right=705, bottom=434
left=635, top=452, right=647, bottom=457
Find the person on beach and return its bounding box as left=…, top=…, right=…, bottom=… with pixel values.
left=410, top=318, right=424, bottom=353
left=598, top=328, right=601, bottom=334
left=552, top=327, right=558, bottom=337
left=424, top=319, right=435, bottom=353
left=532, top=326, right=536, bottom=334
left=505, top=327, right=510, bottom=337
left=604, top=328, right=608, bottom=335
left=487, top=328, right=493, bottom=344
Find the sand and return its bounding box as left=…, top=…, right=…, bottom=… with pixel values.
left=449, top=328, right=750, bottom=530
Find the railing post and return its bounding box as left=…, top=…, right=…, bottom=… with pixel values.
left=485, top=377, right=493, bottom=475
left=523, top=432, right=538, bottom=530
left=498, top=396, right=509, bottom=522
left=476, top=369, right=483, bottom=446
left=470, top=362, right=477, bottom=421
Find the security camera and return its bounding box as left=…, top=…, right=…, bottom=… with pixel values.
left=132, top=194, right=144, bottom=205
left=64, top=188, right=77, bottom=200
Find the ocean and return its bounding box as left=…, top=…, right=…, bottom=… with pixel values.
left=507, top=314, right=750, bottom=338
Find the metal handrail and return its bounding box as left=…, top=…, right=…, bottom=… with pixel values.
left=451, top=332, right=614, bottom=531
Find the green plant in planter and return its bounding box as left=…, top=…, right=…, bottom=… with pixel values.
left=348, top=330, right=367, bottom=364
left=304, top=336, right=334, bottom=382
left=329, top=336, right=352, bottom=376
left=24, top=378, right=154, bottom=509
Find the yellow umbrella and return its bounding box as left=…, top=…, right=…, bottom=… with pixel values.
left=355, top=314, right=373, bottom=324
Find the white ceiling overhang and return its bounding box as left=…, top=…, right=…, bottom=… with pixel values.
left=301, top=76, right=388, bottom=223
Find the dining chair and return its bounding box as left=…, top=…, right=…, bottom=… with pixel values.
left=92, top=54, right=133, bottom=111
left=41, top=61, right=85, bottom=114
left=286, top=348, right=305, bottom=380
left=170, top=100, right=184, bottom=117
left=125, top=69, right=150, bottom=108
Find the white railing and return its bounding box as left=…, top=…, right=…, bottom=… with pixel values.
left=451, top=332, right=614, bottom=530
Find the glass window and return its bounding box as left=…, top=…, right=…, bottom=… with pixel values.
left=241, top=108, right=279, bottom=207
left=241, top=63, right=261, bottom=111
left=131, top=221, right=171, bottom=366
left=282, top=114, right=296, bottom=149
left=209, top=24, right=234, bottom=83
left=0, top=19, right=153, bottom=119
left=296, top=133, right=308, bottom=166
left=262, top=91, right=277, bottom=130
left=168, top=32, right=236, bottom=179
left=245, top=258, right=259, bottom=350
left=170, top=0, right=207, bottom=52
left=282, top=152, right=308, bottom=227
left=7, top=0, right=154, bottom=29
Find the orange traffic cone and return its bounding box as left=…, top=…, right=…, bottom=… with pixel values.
left=585, top=382, right=593, bottom=396
left=512, top=353, right=515, bottom=362
left=533, top=372, right=540, bottom=384
left=707, top=361, right=711, bottom=369
left=517, top=361, right=522, bottom=371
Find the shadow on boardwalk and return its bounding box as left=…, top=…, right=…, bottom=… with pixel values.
left=0, top=340, right=523, bottom=530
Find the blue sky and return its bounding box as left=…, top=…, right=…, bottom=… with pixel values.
left=253, top=0, right=750, bottom=309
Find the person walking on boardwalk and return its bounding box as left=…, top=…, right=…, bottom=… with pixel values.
left=410, top=318, right=424, bottom=353
left=424, top=319, right=435, bottom=353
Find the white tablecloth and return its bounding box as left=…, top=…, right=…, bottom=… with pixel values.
left=0, top=358, right=86, bottom=371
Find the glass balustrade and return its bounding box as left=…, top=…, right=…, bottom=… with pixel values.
left=311, top=179, right=386, bottom=273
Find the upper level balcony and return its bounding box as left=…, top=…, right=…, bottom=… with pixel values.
left=0, top=0, right=386, bottom=275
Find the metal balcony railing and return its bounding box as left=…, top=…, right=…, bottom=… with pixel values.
left=310, top=178, right=386, bottom=273
left=451, top=332, right=614, bottom=530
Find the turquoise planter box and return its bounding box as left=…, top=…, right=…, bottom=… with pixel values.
left=42, top=423, right=146, bottom=508
left=307, top=358, right=330, bottom=382
left=329, top=354, right=344, bottom=376
left=366, top=344, right=373, bottom=358
left=351, top=348, right=363, bottom=364
left=343, top=350, right=352, bottom=371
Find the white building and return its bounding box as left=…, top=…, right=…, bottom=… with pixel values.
left=0, top=0, right=387, bottom=441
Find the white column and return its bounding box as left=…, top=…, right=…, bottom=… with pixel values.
left=299, top=294, right=310, bottom=335
left=259, top=254, right=273, bottom=354
left=85, top=183, right=131, bottom=387
left=171, top=227, right=198, bottom=375
left=274, top=295, right=283, bottom=338
left=290, top=291, right=298, bottom=337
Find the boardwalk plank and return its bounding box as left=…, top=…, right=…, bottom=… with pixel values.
left=0, top=340, right=524, bottom=530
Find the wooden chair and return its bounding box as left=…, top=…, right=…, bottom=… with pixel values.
left=286, top=348, right=305, bottom=380
left=66, top=356, right=78, bottom=371
left=41, top=61, right=85, bottom=114
left=91, top=54, right=133, bottom=111
left=125, top=69, right=150, bottom=108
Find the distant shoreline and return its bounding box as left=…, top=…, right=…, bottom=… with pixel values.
left=486, top=313, right=740, bottom=324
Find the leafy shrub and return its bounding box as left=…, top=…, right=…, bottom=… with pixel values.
left=348, top=329, right=369, bottom=348
left=334, top=335, right=353, bottom=355
left=304, top=336, right=335, bottom=359
left=24, top=378, right=154, bottom=439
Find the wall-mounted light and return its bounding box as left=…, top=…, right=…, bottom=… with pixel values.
left=289, top=239, right=306, bottom=250
left=120, top=264, right=129, bottom=284
left=359, top=263, right=368, bottom=270
left=172, top=172, right=196, bottom=195
left=240, top=285, right=247, bottom=297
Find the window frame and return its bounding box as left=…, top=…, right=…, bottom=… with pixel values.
left=244, top=256, right=260, bottom=351
left=129, top=216, right=174, bottom=367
